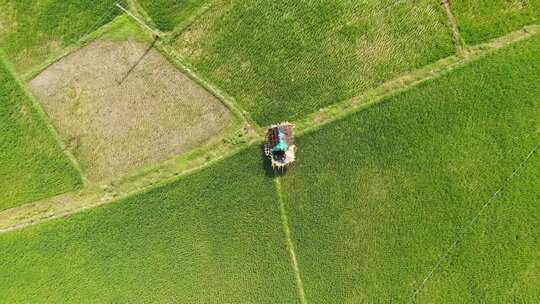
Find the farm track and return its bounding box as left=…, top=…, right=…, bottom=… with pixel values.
left=275, top=178, right=308, bottom=304
left=0, top=12, right=538, bottom=234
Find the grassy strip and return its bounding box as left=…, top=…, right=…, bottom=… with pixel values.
left=0, top=56, right=82, bottom=211
left=280, top=35, right=540, bottom=303
left=452, top=0, right=540, bottom=44
left=275, top=178, right=308, bottom=304
left=174, top=0, right=454, bottom=125
left=0, top=147, right=300, bottom=303
left=441, top=0, right=467, bottom=54
left=0, top=0, right=125, bottom=75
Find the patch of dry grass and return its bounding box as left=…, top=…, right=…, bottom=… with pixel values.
left=30, top=37, right=234, bottom=182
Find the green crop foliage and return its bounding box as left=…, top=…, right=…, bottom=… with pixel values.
left=0, top=59, right=81, bottom=211
left=0, top=147, right=299, bottom=303
left=0, top=0, right=123, bottom=74
left=174, top=0, right=454, bottom=126
left=138, top=0, right=211, bottom=31
left=452, top=0, right=540, bottom=44
left=279, top=36, right=540, bottom=303
left=416, top=154, right=540, bottom=303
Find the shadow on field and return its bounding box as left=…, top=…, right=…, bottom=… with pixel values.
left=117, top=36, right=159, bottom=85
left=260, top=143, right=288, bottom=178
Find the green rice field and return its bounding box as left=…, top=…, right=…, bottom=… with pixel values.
left=0, top=58, right=81, bottom=211
left=0, top=1, right=539, bottom=303
left=417, top=154, right=540, bottom=303
left=452, top=0, right=540, bottom=44
left=138, top=0, right=211, bottom=31
left=280, top=35, right=540, bottom=303
left=0, top=0, right=123, bottom=75
left=0, top=148, right=299, bottom=303
left=174, top=0, right=454, bottom=125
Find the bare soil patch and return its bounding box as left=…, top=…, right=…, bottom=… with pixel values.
left=29, top=38, right=233, bottom=182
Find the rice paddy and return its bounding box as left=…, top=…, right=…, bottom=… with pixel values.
left=0, top=58, right=81, bottom=211
left=0, top=148, right=299, bottom=303
left=0, top=1, right=539, bottom=303
left=279, top=35, right=540, bottom=303
left=452, top=0, right=540, bottom=44
left=0, top=0, right=124, bottom=75
left=174, top=0, right=454, bottom=125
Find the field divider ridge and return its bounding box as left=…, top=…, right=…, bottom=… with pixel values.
left=292, top=24, right=539, bottom=137
left=274, top=178, right=308, bottom=304
left=442, top=0, right=467, bottom=55
left=156, top=42, right=264, bottom=136
left=0, top=138, right=261, bottom=233
left=0, top=54, right=88, bottom=187
left=410, top=141, right=540, bottom=302
left=117, top=2, right=264, bottom=135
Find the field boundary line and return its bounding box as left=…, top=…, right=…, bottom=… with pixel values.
left=22, top=3, right=123, bottom=81
left=117, top=3, right=264, bottom=135
left=0, top=139, right=260, bottom=233
left=0, top=54, right=88, bottom=187
left=125, top=0, right=160, bottom=34
left=410, top=142, right=540, bottom=302
left=169, top=1, right=214, bottom=41
left=275, top=178, right=308, bottom=304
left=157, top=42, right=263, bottom=135
left=292, top=24, right=539, bottom=136
left=0, top=5, right=265, bottom=233
left=442, top=0, right=467, bottom=54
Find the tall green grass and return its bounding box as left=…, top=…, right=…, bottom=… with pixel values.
left=452, top=0, right=540, bottom=44
left=0, top=58, right=81, bottom=210
left=0, top=0, right=123, bottom=74
left=138, top=0, right=211, bottom=31
left=0, top=147, right=299, bottom=303
left=280, top=36, right=540, bottom=303
left=174, top=0, right=454, bottom=126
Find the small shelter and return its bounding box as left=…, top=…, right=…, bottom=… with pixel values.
left=264, top=122, right=296, bottom=169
